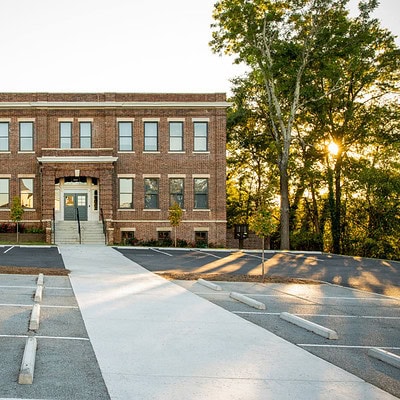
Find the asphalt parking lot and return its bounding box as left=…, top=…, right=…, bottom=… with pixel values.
left=0, top=273, right=110, bottom=399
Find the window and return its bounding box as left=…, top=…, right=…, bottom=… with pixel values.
left=144, top=178, right=159, bottom=209
left=169, top=178, right=184, bottom=208
left=0, top=122, right=9, bottom=151
left=144, top=122, right=158, bottom=151
left=119, top=121, right=133, bottom=151
left=60, top=122, right=72, bottom=149
left=195, top=231, right=208, bottom=246
left=79, top=122, right=92, bottom=148
left=121, top=230, right=135, bottom=245
left=19, top=122, right=34, bottom=151
left=193, top=122, right=208, bottom=152
left=169, top=122, right=183, bottom=151
left=194, top=178, right=208, bottom=209
left=0, top=179, right=9, bottom=208
left=119, top=178, right=134, bottom=209
left=20, top=178, right=34, bottom=208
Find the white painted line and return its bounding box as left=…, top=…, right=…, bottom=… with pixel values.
left=37, top=273, right=44, bottom=286
left=0, top=303, right=78, bottom=309
left=196, top=250, right=222, bottom=259
left=18, top=337, right=37, bottom=384
left=230, top=292, right=266, bottom=310
left=280, top=312, right=338, bottom=339
left=368, top=348, right=400, bottom=369
left=0, top=285, right=37, bottom=289
left=197, top=279, right=222, bottom=291
left=29, top=304, right=41, bottom=331
left=34, top=285, right=43, bottom=302
left=150, top=248, right=173, bottom=256
left=0, top=334, right=89, bottom=341
left=3, top=246, right=14, bottom=254
left=299, top=344, right=400, bottom=350
left=233, top=312, right=400, bottom=320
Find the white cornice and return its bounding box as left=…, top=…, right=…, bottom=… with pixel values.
left=0, top=101, right=231, bottom=110
left=37, top=156, right=118, bottom=163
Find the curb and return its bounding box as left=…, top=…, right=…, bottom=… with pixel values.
left=197, top=279, right=222, bottom=291
left=230, top=292, right=266, bottom=310
left=368, top=348, right=400, bottom=369
left=18, top=337, right=37, bottom=384
left=280, top=312, right=338, bottom=339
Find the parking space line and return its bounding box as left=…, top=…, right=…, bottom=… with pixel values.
left=299, top=344, right=400, bottom=350
left=0, top=334, right=89, bottom=341
left=150, top=248, right=173, bottom=257
left=3, top=246, right=14, bottom=254
left=0, top=303, right=78, bottom=309
left=233, top=311, right=400, bottom=319
left=194, top=250, right=222, bottom=259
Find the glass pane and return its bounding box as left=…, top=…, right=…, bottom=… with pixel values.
left=169, top=122, right=183, bottom=136
left=21, top=178, right=33, bottom=192
left=144, top=122, right=158, bottom=136
left=60, top=137, right=71, bottom=149
left=80, top=137, right=91, bottom=149
left=120, top=179, right=132, bottom=192
left=144, top=178, right=158, bottom=194
left=119, top=122, right=132, bottom=136
left=0, top=122, right=8, bottom=136
left=20, top=137, right=33, bottom=151
left=194, top=122, right=207, bottom=136
left=194, top=178, right=208, bottom=193
left=119, top=136, right=132, bottom=151
left=0, top=193, right=8, bottom=208
left=0, top=137, right=8, bottom=151
left=145, top=194, right=158, bottom=209
left=20, top=122, right=33, bottom=137
left=195, top=194, right=208, bottom=209
left=170, top=136, right=183, bottom=151
left=0, top=179, right=8, bottom=193
left=21, top=178, right=33, bottom=208
left=144, top=137, right=157, bottom=151
left=65, top=195, right=74, bottom=206
left=80, top=122, right=91, bottom=136
left=77, top=195, right=86, bottom=206
left=120, top=193, right=132, bottom=208
left=194, top=137, right=207, bottom=151
left=60, top=122, right=72, bottom=136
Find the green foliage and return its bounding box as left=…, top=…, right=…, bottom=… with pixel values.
left=10, top=197, right=24, bottom=223
left=168, top=202, right=183, bottom=227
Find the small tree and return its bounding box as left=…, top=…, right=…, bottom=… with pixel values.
left=168, top=202, right=183, bottom=247
left=249, top=208, right=276, bottom=280
left=10, top=196, right=24, bottom=243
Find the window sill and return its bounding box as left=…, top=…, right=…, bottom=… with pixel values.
left=23, top=208, right=36, bottom=211
left=118, top=208, right=135, bottom=211
left=118, top=151, right=135, bottom=154
left=143, top=209, right=161, bottom=211
left=193, top=209, right=211, bottom=211
left=168, top=151, right=185, bottom=154
left=143, top=151, right=160, bottom=154
left=18, top=151, right=35, bottom=154
left=192, top=151, right=210, bottom=154
left=0, top=151, right=11, bottom=154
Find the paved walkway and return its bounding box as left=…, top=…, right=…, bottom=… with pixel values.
left=61, top=245, right=397, bottom=400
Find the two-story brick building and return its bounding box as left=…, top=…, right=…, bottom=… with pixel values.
left=0, top=93, right=228, bottom=246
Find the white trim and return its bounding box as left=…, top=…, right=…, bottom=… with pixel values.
left=18, top=117, right=35, bottom=122
left=77, top=118, right=94, bottom=122
left=120, top=227, right=136, bottom=231
left=168, top=118, right=186, bottom=122
left=0, top=174, right=11, bottom=178
left=118, top=174, right=136, bottom=178
left=192, top=117, right=210, bottom=122
left=168, top=174, right=186, bottom=178
left=58, top=118, right=74, bottom=122
left=0, top=101, right=231, bottom=109
left=18, top=151, right=35, bottom=154
left=193, top=227, right=210, bottom=231
left=0, top=118, right=11, bottom=122
left=37, top=156, right=118, bottom=163
left=142, top=118, right=160, bottom=122
left=18, top=174, right=35, bottom=178
left=117, top=118, right=135, bottom=122
left=143, top=174, right=161, bottom=178
left=157, top=227, right=172, bottom=232
left=192, top=174, right=210, bottom=178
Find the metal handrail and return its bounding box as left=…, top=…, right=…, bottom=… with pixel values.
left=100, top=208, right=107, bottom=245
left=76, top=208, right=82, bottom=244
left=52, top=208, right=56, bottom=244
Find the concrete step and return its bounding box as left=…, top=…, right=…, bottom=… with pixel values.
left=55, top=221, right=105, bottom=244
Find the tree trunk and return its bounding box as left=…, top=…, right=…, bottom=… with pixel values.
left=279, top=159, right=290, bottom=250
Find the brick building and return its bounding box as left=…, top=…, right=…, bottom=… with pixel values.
left=0, top=93, right=228, bottom=246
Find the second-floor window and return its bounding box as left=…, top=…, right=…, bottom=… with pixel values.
left=19, top=122, right=34, bottom=151
left=0, top=178, right=9, bottom=208
left=0, top=122, right=9, bottom=151
left=193, top=122, right=208, bottom=152
left=169, top=122, right=183, bottom=151
left=118, top=122, right=133, bottom=151
left=60, top=122, right=72, bottom=149
left=144, top=122, right=158, bottom=151
left=194, top=178, right=209, bottom=209
left=80, top=122, right=92, bottom=148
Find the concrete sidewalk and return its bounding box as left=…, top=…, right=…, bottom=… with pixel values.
left=61, top=245, right=397, bottom=400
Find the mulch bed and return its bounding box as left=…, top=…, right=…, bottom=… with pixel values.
left=0, top=266, right=70, bottom=276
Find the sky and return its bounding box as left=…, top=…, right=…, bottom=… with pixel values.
left=0, top=0, right=398, bottom=95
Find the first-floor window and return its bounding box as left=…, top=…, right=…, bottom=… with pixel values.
left=169, top=178, right=184, bottom=208
left=20, top=178, right=34, bottom=208
left=195, top=231, right=208, bottom=246
left=194, top=178, right=209, bottom=209
left=144, top=178, right=159, bottom=209
left=119, top=178, right=134, bottom=209
left=0, top=179, right=9, bottom=208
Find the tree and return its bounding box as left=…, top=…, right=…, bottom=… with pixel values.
left=10, top=197, right=24, bottom=243
left=168, top=202, right=183, bottom=247
left=249, top=207, right=277, bottom=279
left=211, top=0, right=350, bottom=249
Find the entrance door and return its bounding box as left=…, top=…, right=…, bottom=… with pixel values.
left=64, top=193, right=88, bottom=221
